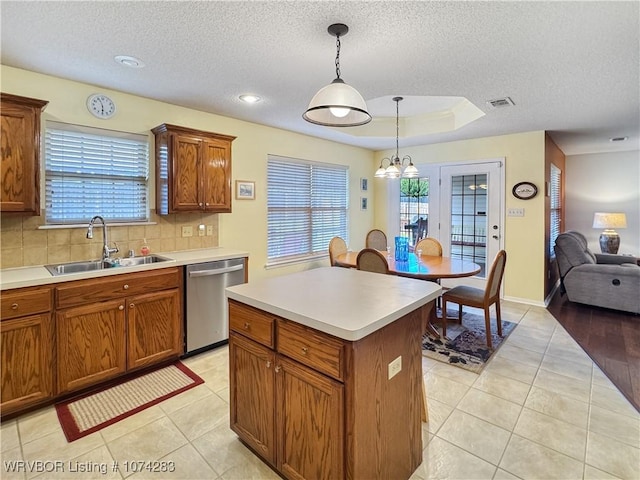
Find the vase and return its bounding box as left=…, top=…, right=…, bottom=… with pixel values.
left=395, top=236, right=409, bottom=262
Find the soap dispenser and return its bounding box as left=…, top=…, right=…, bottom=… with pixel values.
left=140, top=239, right=150, bottom=256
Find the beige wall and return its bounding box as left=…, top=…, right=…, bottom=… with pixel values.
left=0, top=66, right=374, bottom=280
left=372, top=132, right=548, bottom=304
left=1, top=65, right=553, bottom=304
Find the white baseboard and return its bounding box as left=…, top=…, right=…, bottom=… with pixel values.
left=502, top=295, right=548, bottom=308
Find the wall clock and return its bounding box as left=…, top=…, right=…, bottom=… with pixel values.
left=512, top=181, right=538, bottom=200
left=86, top=93, right=116, bottom=119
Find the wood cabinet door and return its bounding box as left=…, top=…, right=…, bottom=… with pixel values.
left=202, top=138, right=231, bottom=212
left=127, top=289, right=182, bottom=370
left=229, top=332, right=276, bottom=465
left=172, top=134, right=202, bottom=211
left=57, top=299, right=126, bottom=394
left=0, top=313, right=54, bottom=414
left=276, top=355, right=344, bottom=480
left=0, top=101, right=39, bottom=213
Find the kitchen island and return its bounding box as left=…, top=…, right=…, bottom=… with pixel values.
left=225, top=267, right=441, bottom=480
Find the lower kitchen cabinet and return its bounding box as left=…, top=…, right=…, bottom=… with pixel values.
left=0, top=313, right=55, bottom=414
left=229, top=331, right=276, bottom=465
left=55, top=268, right=182, bottom=396
left=0, top=285, right=54, bottom=415
left=229, top=298, right=425, bottom=480
left=277, top=355, right=344, bottom=480
left=57, top=299, right=127, bottom=394
left=229, top=331, right=344, bottom=480
left=127, top=289, right=182, bottom=370
left=0, top=265, right=186, bottom=418
left=229, top=300, right=345, bottom=480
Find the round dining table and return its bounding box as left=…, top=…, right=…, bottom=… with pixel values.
left=334, top=251, right=481, bottom=337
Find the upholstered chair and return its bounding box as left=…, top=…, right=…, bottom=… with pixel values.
left=441, top=250, right=507, bottom=349
left=554, top=231, right=639, bottom=314
left=366, top=229, right=388, bottom=251
left=356, top=248, right=389, bottom=274
left=328, top=236, right=348, bottom=267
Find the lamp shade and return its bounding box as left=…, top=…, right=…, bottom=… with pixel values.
left=592, top=212, right=627, bottom=229
left=303, top=78, right=372, bottom=127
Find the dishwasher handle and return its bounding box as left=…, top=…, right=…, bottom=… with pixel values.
left=188, top=264, right=244, bottom=277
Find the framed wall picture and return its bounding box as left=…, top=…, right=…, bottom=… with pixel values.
left=360, top=177, right=368, bottom=191
left=361, top=197, right=368, bottom=210
left=235, top=180, right=255, bottom=200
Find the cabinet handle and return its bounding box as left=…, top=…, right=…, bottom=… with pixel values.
left=130, top=303, right=135, bottom=308
left=118, top=305, right=124, bottom=311
left=275, top=365, right=281, bottom=373
left=199, top=203, right=203, bottom=207
left=123, top=284, right=129, bottom=290
left=11, top=303, right=18, bottom=310
left=301, top=346, right=309, bottom=355
left=266, top=361, right=272, bottom=368
left=243, top=322, right=250, bottom=330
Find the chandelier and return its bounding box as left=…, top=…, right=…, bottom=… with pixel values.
left=303, top=23, right=371, bottom=127
left=374, top=97, right=418, bottom=178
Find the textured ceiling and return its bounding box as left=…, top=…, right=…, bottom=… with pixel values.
left=1, top=1, right=638, bottom=155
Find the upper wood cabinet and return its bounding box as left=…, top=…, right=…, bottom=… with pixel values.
left=152, top=123, right=236, bottom=214
left=0, top=93, right=48, bottom=215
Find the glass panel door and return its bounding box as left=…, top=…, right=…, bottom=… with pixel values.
left=450, top=174, right=488, bottom=276
left=399, top=177, right=430, bottom=249
left=440, top=161, right=503, bottom=290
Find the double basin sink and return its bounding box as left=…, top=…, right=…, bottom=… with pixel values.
left=45, top=254, right=173, bottom=276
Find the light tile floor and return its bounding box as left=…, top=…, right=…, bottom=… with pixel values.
left=1, top=302, right=639, bottom=480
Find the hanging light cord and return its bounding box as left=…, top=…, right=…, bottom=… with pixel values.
left=334, top=33, right=342, bottom=79
left=394, top=98, right=400, bottom=160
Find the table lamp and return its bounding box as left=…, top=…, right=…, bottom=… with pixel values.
left=592, top=212, right=627, bottom=254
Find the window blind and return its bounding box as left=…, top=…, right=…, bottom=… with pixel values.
left=267, top=156, right=348, bottom=263
left=550, top=164, right=562, bottom=257
left=45, top=122, right=149, bottom=224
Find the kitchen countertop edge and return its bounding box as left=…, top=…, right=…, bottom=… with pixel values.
left=226, top=267, right=440, bottom=341
left=0, top=247, right=249, bottom=290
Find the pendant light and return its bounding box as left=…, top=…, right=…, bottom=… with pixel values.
left=375, top=97, right=418, bottom=178
left=303, top=23, right=372, bottom=127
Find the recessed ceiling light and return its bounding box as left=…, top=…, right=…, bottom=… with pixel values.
left=239, top=94, right=261, bottom=104
left=114, top=55, right=145, bottom=68
left=609, top=136, right=628, bottom=142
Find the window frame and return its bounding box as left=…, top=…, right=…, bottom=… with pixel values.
left=266, top=155, right=349, bottom=267
left=44, top=121, right=150, bottom=225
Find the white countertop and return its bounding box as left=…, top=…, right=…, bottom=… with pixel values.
left=225, top=267, right=441, bottom=341
left=0, top=247, right=249, bottom=290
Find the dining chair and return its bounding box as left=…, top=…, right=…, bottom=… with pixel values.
left=416, top=217, right=428, bottom=241
left=415, top=237, right=444, bottom=307
left=356, top=248, right=389, bottom=274
left=328, top=236, right=348, bottom=267
left=441, top=250, right=507, bottom=349
left=415, top=237, right=442, bottom=257
left=366, top=229, right=387, bottom=250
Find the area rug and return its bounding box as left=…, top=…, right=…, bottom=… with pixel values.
left=422, top=310, right=517, bottom=373
left=56, top=362, right=204, bottom=442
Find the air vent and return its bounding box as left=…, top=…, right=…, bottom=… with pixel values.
left=486, top=97, right=515, bottom=109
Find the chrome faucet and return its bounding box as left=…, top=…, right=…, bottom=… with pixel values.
left=86, top=215, right=118, bottom=264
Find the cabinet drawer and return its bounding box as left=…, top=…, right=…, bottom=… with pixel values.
left=56, top=267, right=181, bottom=308
left=229, top=300, right=275, bottom=348
left=277, top=319, right=345, bottom=382
left=1, top=287, right=52, bottom=320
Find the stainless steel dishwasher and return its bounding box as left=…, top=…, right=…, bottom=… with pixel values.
left=185, top=257, right=246, bottom=355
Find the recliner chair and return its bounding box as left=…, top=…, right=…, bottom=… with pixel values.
left=554, top=231, right=640, bottom=314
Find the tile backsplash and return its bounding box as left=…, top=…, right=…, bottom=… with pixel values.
left=0, top=210, right=219, bottom=269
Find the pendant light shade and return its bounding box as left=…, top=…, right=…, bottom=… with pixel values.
left=303, top=24, right=371, bottom=127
